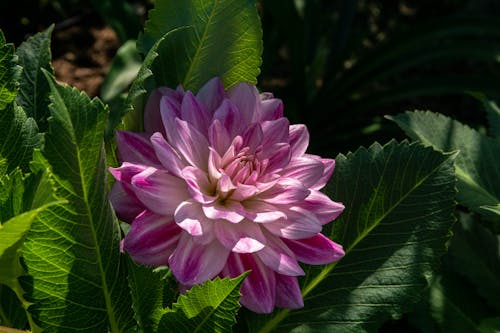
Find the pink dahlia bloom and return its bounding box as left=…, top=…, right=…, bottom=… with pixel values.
left=109, top=78, right=345, bottom=313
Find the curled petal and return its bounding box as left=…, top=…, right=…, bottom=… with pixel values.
left=131, top=167, right=189, bottom=215
left=283, top=233, right=345, bottom=265
left=260, top=97, right=283, bottom=121
left=150, top=132, right=187, bottom=177
left=298, top=190, right=345, bottom=225
left=116, top=131, right=162, bottom=167
left=257, top=235, right=305, bottom=276
left=180, top=91, right=211, bottom=134
left=123, top=210, right=181, bottom=266
left=275, top=274, right=304, bottom=309
left=214, top=220, right=266, bottom=253
left=109, top=162, right=147, bottom=183
left=280, top=156, right=324, bottom=188
left=169, top=233, right=229, bottom=285
left=222, top=253, right=276, bottom=314
left=174, top=200, right=215, bottom=245
left=182, top=166, right=217, bottom=204
left=256, top=178, right=310, bottom=205
left=208, top=120, right=231, bottom=155
left=241, top=200, right=287, bottom=223
left=202, top=200, right=246, bottom=223
left=289, top=124, right=309, bottom=158
left=263, top=206, right=322, bottom=239
left=170, top=118, right=210, bottom=171
left=196, top=77, right=225, bottom=114
left=109, top=182, right=144, bottom=222
left=310, top=156, right=335, bottom=190
left=228, top=82, right=260, bottom=125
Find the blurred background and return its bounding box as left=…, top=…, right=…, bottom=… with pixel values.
left=1, top=1, right=499, bottom=332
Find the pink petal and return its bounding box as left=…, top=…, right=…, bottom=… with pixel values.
left=241, top=123, right=264, bottom=153
left=256, top=178, right=310, bottom=205
left=310, top=157, right=335, bottom=190
left=171, top=118, right=210, bottom=171
left=123, top=210, right=181, bottom=266
left=182, top=166, right=217, bottom=204
left=280, top=156, right=324, bottom=188
left=257, top=235, right=305, bottom=276
left=169, top=233, right=230, bottom=285
left=261, top=118, right=289, bottom=148
left=289, top=124, right=309, bottom=158
left=196, top=77, right=225, bottom=114
left=208, top=120, right=231, bottom=155
left=214, top=220, right=266, bottom=253
left=144, top=88, right=170, bottom=134
left=174, top=200, right=215, bottom=242
left=213, top=99, right=242, bottom=138
left=283, top=233, right=345, bottom=265
left=150, top=132, right=187, bottom=177
left=264, top=143, right=291, bottom=173
left=241, top=200, right=287, bottom=223
left=109, top=182, right=144, bottom=222
left=221, top=253, right=276, bottom=313
left=230, top=183, right=259, bottom=201
left=228, top=82, right=260, bottom=125
left=159, top=95, right=182, bottom=144
left=260, top=97, right=284, bottom=121
left=275, top=274, right=304, bottom=309
left=298, top=190, right=344, bottom=224
left=263, top=206, right=322, bottom=239
left=131, top=167, right=189, bottom=215
left=202, top=200, right=246, bottom=223
left=115, top=131, right=161, bottom=167
left=109, top=162, right=148, bottom=183
left=180, top=91, right=211, bottom=134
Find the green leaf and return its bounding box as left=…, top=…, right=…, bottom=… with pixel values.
left=101, top=40, right=141, bottom=103
left=0, top=30, right=21, bottom=111
left=251, top=141, right=456, bottom=333
left=388, top=111, right=500, bottom=215
left=15, top=25, right=54, bottom=132
left=90, top=0, right=142, bottom=42
left=158, top=274, right=247, bottom=333
left=0, top=284, right=27, bottom=329
left=127, top=259, right=177, bottom=333
left=480, top=204, right=500, bottom=217
left=139, top=0, right=262, bottom=92
left=468, top=92, right=500, bottom=139
left=427, top=274, right=497, bottom=333
left=21, top=74, right=135, bottom=332
left=446, top=215, right=500, bottom=311
left=0, top=103, right=43, bottom=173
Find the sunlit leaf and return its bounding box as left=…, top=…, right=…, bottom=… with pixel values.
left=21, top=73, right=135, bottom=332
left=158, top=274, right=247, bottom=333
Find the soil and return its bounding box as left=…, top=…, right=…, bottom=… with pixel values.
left=52, top=23, right=120, bottom=97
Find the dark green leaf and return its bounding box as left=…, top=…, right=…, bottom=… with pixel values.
left=0, top=284, right=27, bottom=329
left=250, top=141, right=456, bottom=333
left=127, top=259, right=176, bottom=333
left=389, top=111, right=500, bottom=215
left=0, top=30, right=20, bottom=111
left=15, top=25, right=54, bottom=132
left=90, top=0, right=141, bottom=42
left=158, top=274, right=247, bottom=333
left=21, top=74, right=135, bottom=332
left=446, top=215, right=500, bottom=311
left=139, top=0, right=262, bottom=91
left=470, top=93, right=500, bottom=139
left=0, top=103, right=43, bottom=173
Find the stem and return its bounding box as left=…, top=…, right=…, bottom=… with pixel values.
left=7, top=281, right=39, bottom=333
left=0, top=325, right=29, bottom=333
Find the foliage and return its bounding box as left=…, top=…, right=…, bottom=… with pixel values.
left=1, top=0, right=499, bottom=332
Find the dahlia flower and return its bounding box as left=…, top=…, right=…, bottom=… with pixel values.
left=109, top=78, right=345, bottom=313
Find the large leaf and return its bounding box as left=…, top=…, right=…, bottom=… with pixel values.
left=0, top=284, right=27, bottom=329
left=127, top=259, right=178, bottom=333
left=0, top=30, right=20, bottom=111
left=388, top=111, right=500, bottom=215
left=139, top=0, right=262, bottom=92
left=158, top=274, right=247, bottom=333
left=21, top=74, right=135, bottom=333
left=247, top=140, right=456, bottom=333
left=15, top=26, right=54, bottom=132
